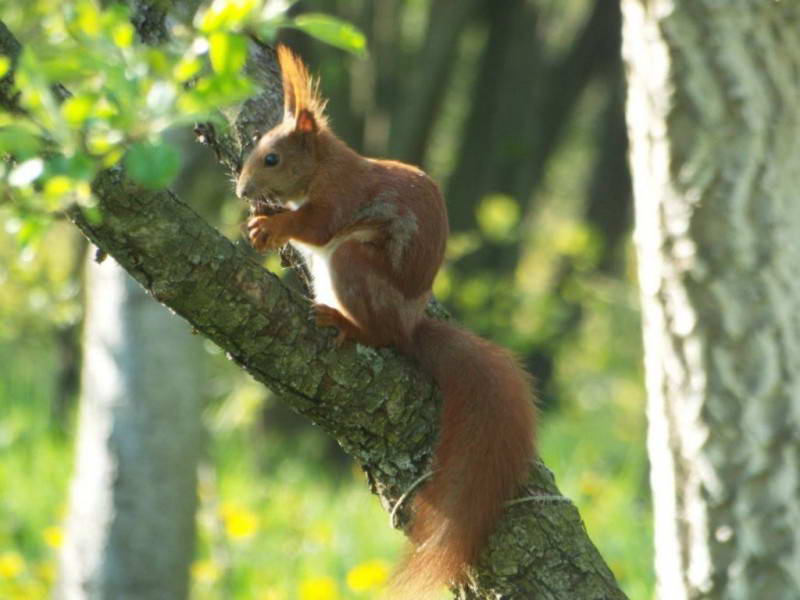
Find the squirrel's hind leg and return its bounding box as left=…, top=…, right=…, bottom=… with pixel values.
left=312, top=304, right=362, bottom=347
left=329, top=240, right=419, bottom=349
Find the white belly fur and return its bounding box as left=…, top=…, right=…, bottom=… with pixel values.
left=291, top=240, right=341, bottom=311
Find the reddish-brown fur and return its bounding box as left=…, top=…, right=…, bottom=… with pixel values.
left=237, top=45, right=537, bottom=595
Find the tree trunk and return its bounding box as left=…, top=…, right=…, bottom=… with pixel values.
left=623, top=1, right=800, bottom=598
left=57, top=256, right=205, bottom=600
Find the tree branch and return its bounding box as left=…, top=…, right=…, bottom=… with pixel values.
left=1, top=20, right=628, bottom=599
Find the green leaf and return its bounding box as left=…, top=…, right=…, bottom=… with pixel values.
left=145, top=49, right=171, bottom=77
left=0, top=57, right=10, bottom=78
left=256, top=19, right=282, bottom=43
left=76, top=0, right=102, bottom=37
left=124, top=141, right=181, bottom=189
left=48, top=153, right=96, bottom=181
left=112, top=23, right=135, bottom=48
left=17, top=216, right=46, bottom=248
left=177, top=73, right=254, bottom=115
left=208, top=32, right=248, bottom=74
left=0, top=125, right=43, bottom=157
left=173, top=57, right=203, bottom=82
left=38, top=53, right=99, bottom=81
left=61, top=95, right=94, bottom=125
left=43, top=175, right=76, bottom=198
left=196, top=0, right=259, bottom=33
left=288, top=13, right=367, bottom=56
left=101, top=3, right=132, bottom=28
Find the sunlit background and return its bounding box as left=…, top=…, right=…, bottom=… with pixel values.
left=0, top=0, right=651, bottom=598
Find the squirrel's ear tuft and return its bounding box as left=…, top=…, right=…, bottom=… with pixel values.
left=277, top=44, right=300, bottom=117
left=295, top=109, right=318, bottom=135
left=277, top=44, right=327, bottom=127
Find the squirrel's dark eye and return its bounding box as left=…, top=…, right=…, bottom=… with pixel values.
left=264, top=152, right=280, bottom=167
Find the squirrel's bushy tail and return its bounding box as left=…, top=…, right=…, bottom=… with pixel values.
left=394, top=317, right=536, bottom=594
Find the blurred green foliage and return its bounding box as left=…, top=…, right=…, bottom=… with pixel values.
left=0, top=0, right=653, bottom=598
left=0, top=0, right=363, bottom=226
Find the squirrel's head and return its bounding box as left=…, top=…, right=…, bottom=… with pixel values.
left=236, top=45, right=327, bottom=202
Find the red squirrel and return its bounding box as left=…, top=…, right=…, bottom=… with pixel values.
left=236, top=45, right=536, bottom=594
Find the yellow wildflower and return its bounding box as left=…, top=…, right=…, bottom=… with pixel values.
left=346, top=559, right=390, bottom=592
left=0, top=552, right=24, bottom=579
left=220, top=502, right=259, bottom=540
left=42, top=526, right=64, bottom=549
left=299, top=576, right=339, bottom=600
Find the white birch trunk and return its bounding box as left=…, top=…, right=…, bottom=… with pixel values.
left=622, top=1, right=800, bottom=598
left=57, top=256, right=205, bottom=600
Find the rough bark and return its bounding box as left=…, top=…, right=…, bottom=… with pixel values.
left=57, top=256, right=205, bottom=600
left=623, top=1, right=800, bottom=598
left=1, top=18, right=628, bottom=599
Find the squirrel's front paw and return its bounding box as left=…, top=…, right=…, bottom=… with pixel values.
left=247, top=216, right=289, bottom=251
